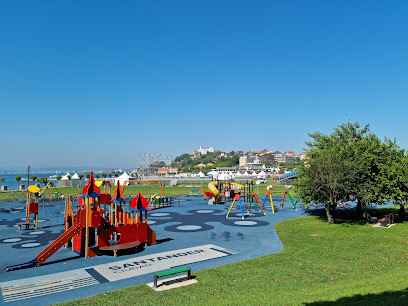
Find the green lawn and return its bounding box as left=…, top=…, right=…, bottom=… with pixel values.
left=0, top=179, right=292, bottom=203
left=58, top=207, right=408, bottom=305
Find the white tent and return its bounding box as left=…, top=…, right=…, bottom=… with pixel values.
left=207, top=170, right=218, bottom=178
left=60, top=173, right=70, bottom=180
left=251, top=171, right=259, bottom=177
left=198, top=171, right=205, bottom=178
left=217, top=173, right=226, bottom=180
left=59, top=173, right=71, bottom=187
left=242, top=171, right=250, bottom=177
left=115, top=172, right=131, bottom=186
left=71, top=173, right=80, bottom=185
left=258, top=170, right=267, bottom=178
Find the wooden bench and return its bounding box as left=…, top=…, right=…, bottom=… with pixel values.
left=379, top=213, right=394, bottom=227
left=16, top=222, right=29, bottom=231
left=154, top=267, right=191, bottom=288
left=99, top=241, right=141, bottom=257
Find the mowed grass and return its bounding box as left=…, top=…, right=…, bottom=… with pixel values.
left=58, top=208, right=408, bottom=305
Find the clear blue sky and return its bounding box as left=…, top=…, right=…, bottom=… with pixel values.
left=1, top=1, right=407, bottom=169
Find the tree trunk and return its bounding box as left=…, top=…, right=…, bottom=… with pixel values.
left=325, top=204, right=335, bottom=224
left=356, top=198, right=362, bottom=218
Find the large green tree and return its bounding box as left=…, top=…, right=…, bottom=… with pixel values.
left=296, top=122, right=408, bottom=224
left=295, top=132, right=345, bottom=224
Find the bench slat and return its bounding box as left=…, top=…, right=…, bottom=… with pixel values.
left=154, top=267, right=191, bottom=288
left=156, top=267, right=190, bottom=278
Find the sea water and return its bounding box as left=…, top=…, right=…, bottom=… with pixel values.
left=0, top=173, right=58, bottom=190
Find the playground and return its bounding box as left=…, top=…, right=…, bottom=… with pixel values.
left=0, top=176, right=405, bottom=305
left=0, top=176, right=309, bottom=305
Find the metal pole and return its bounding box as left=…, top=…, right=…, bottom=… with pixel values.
left=27, top=166, right=30, bottom=189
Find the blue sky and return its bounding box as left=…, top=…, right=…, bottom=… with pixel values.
left=1, top=1, right=407, bottom=168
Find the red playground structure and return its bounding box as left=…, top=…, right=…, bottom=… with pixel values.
left=5, top=172, right=156, bottom=272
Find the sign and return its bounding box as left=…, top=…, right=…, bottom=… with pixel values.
left=93, top=244, right=237, bottom=282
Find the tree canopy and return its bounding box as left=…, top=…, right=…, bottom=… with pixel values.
left=295, top=122, right=408, bottom=224
left=172, top=151, right=240, bottom=172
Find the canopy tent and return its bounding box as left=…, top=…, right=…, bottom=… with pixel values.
left=115, top=172, right=131, bottom=186
left=198, top=171, right=205, bottom=178
left=217, top=173, right=226, bottom=180
left=60, top=173, right=71, bottom=180
left=233, top=172, right=242, bottom=178
left=242, top=171, right=250, bottom=177
left=251, top=171, right=259, bottom=177
left=70, top=173, right=81, bottom=185
left=258, top=170, right=267, bottom=178
left=218, top=173, right=232, bottom=181
left=207, top=170, right=218, bottom=178
left=59, top=173, right=71, bottom=187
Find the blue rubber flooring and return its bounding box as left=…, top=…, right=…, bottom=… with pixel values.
left=0, top=195, right=340, bottom=305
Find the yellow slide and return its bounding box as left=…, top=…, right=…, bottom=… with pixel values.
left=208, top=181, right=222, bottom=204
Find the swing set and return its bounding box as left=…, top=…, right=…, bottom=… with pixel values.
left=225, top=189, right=298, bottom=220
left=262, top=189, right=297, bottom=210
left=226, top=193, right=267, bottom=220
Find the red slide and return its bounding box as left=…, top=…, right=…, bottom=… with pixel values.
left=35, top=224, right=81, bottom=266
left=201, top=187, right=213, bottom=198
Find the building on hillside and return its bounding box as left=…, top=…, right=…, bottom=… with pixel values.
left=260, top=154, right=275, bottom=164
left=299, top=152, right=307, bottom=160
left=197, top=146, right=214, bottom=155
left=218, top=152, right=228, bottom=158
left=273, top=152, right=296, bottom=163
left=157, top=167, right=179, bottom=175
left=239, top=155, right=261, bottom=167
left=190, top=151, right=201, bottom=159
left=194, top=164, right=206, bottom=169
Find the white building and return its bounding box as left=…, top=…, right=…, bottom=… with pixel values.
left=197, top=146, right=214, bottom=155
left=239, top=155, right=261, bottom=167
left=273, top=152, right=297, bottom=163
